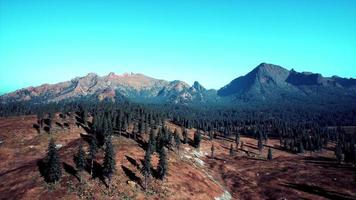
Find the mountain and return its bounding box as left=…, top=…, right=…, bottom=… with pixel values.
left=218, top=63, right=356, bottom=106
left=0, top=72, right=215, bottom=105
left=1, top=63, right=356, bottom=108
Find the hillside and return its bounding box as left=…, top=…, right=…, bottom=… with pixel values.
left=0, top=114, right=355, bottom=200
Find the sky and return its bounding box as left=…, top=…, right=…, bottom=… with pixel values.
left=0, top=0, right=356, bottom=94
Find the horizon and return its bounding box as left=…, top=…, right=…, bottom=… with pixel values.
left=1, top=0, right=356, bottom=94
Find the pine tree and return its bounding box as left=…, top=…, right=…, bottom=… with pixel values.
left=133, top=122, right=138, bottom=140
left=157, top=148, right=168, bottom=180
left=194, top=131, right=201, bottom=149
left=211, top=144, right=215, bottom=159
left=174, top=130, right=181, bottom=155
left=235, top=133, right=240, bottom=152
left=89, top=136, right=98, bottom=175
left=258, top=136, right=263, bottom=154
left=298, top=142, right=304, bottom=154
left=37, top=111, right=44, bottom=134
left=103, top=138, right=116, bottom=185
left=209, top=131, right=214, bottom=141
left=142, top=145, right=152, bottom=190
left=139, top=120, right=145, bottom=135
left=267, top=148, right=273, bottom=160
left=229, top=144, right=235, bottom=156
left=74, top=143, right=86, bottom=182
left=156, top=128, right=165, bottom=153
left=148, top=128, right=156, bottom=152
left=183, top=129, right=188, bottom=144
left=82, top=109, right=88, bottom=126
left=335, top=141, right=343, bottom=163
left=44, top=138, right=62, bottom=184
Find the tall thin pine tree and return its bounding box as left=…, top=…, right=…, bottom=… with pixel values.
left=103, top=138, right=116, bottom=186
left=157, top=148, right=168, bottom=180
left=142, top=146, right=152, bottom=190
left=74, top=143, right=86, bottom=182
left=44, top=138, right=62, bottom=184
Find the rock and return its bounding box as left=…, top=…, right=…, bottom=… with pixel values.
left=127, top=180, right=136, bottom=188
left=55, top=144, right=63, bottom=149
left=193, top=150, right=203, bottom=158
left=194, top=158, right=205, bottom=166
left=215, top=190, right=232, bottom=200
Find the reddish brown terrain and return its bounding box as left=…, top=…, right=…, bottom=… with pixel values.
left=0, top=115, right=355, bottom=200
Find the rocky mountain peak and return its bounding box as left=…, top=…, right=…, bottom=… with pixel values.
left=192, top=81, right=205, bottom=92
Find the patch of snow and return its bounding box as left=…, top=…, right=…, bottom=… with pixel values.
left=215, top=190, right=232, bottom=200
left=29, top=145, right=34, bottom=149
left=56, top=144, right=63, bottom=149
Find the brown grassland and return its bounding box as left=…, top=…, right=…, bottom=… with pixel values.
left=0, top=114, right=355, bottom=200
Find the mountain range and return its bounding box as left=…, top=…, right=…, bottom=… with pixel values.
left=1, top=63, right=356, bottom=108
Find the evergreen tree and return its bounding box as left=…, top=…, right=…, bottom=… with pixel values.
left=194, top=131, right=201, bottom=149
left=335, top=141, right=343, bottom=163
left=133, top=122, right=138, bottom=140
left=174, top=130, right=181, bottom=155
left=142, top=145, right=152, bottom=190
left=209, top=131, right=214, bottom=141
left=229, top=144, right=235, bottom=156
left=82, top=108, right=88, bottom=126
left=148, top=128, right=156, bottom=152
left=156, top=128, right=165, bottom=153
left=211, top=144, right=215, bottom=159
left=258, top=136, right=263, bottom=154
left=267, top=148, right=273, bottom=160
left=139, top=120, right=145, bottom=135
left=103, top=138, right=116, bottom=185
left=298, top=142, right=304, bottom=154
left=182, top=129, right=188, bottom=144
left=89, top=136, right=98, bottom=175
left=235, top=133, right=240, bottom=151
left=157, top=148, right=168, bottom=180
left=74, top=143, right=86, bottom=182
left=37, top=111, right=44, bottom=134
left=48, top=112, right=53, bottom=129
left=44, top=138, right=62, bottom=184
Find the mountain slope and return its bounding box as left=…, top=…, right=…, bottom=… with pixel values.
left=0, top=72, right=213, bottom=105
left=217, top=63, right=356, bottom=106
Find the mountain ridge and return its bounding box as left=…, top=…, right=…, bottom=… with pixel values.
left=1, top=63, right=356, bottom=107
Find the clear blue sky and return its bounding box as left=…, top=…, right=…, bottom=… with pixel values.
left=1, top=0, right=355, bottom=94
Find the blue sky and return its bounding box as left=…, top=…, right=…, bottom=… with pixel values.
left=0, top=0, right=355, bottom=94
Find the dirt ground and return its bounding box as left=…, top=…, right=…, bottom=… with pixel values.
left=0, top=115, right=355, bottom=200
left=166, top=122, right=356, bottom=200
left=0, top=115, right=223, bottom=200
